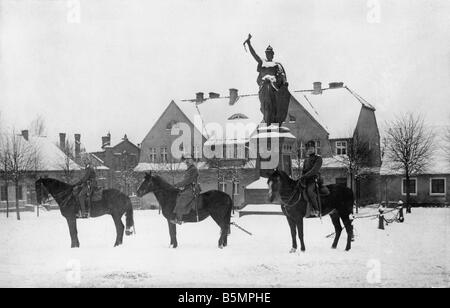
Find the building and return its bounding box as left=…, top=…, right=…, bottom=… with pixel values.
left=135, top=82, right=382, bottom=208
left=91, top=133, right=140, bottom=195
left=380, top=127, right=450, bottom=206
left=0, top=131, right=83, bottom=210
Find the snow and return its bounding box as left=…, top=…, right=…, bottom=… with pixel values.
left=245, top=177, right=269, bottom=190
left=0, top=208, right=449, bottom=287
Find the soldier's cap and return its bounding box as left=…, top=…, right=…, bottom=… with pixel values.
left=305, top=140, right=316, bottom=149
left=265, top=45, right=274, bottom=53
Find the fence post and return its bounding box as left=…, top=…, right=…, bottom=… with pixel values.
left=378, top=205, right=384, bottom=230
left=398, top=200, right=404, bottom=223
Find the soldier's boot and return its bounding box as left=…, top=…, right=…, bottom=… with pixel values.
left=83, top=198, right=91, bottom=218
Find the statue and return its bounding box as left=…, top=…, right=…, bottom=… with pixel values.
left=244, top=34, right=291, bottom=127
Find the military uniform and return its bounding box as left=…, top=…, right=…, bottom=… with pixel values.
left=173, top=163, right=199, bottom=221
left=301, top=153, right=323, bottom=215
left=76, top=165, right=97, bottom=217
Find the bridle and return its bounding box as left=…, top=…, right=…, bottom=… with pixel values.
left=272, top=177, right=303, bottom=209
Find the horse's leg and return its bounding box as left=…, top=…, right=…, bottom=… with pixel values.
left=66, top=218, right=80, bottom=248
left=287, top=217, right=298, bottom=253
left=112, top=214, right=124, bottom=247
left=341, top=214, right=353, bottom=251
left=330, top=211, right=343, bottom=249
left=297, top=218, right=306, bottom=252
left=167, top=219, right=178, bottom=248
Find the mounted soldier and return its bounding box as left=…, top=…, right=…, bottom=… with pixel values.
left=244, top=33, right=290, bottom=126
left=300, top=140, right=324, bottom=218
left=170, top=154, right=200, bottom=225
left=75, top=161, right=97, bottom=218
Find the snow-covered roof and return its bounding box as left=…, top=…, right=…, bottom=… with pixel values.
left=292, top=156, right=349, bottom=169
left=291, top=86, right=375, bottom=139
left=173, top=85, right=374, bottom=144
left=245, top=177, right=269, bottom=190
left=175, top=94, right=262, bottom=144
left=28, top=136, right=82, bottom=171
left=134, top=161, right=209, bottom=172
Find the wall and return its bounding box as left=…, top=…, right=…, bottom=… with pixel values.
left=380, top=174, right=450, bottom=205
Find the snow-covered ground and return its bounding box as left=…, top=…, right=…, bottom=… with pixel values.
left=0, top=207, right=449, bottom=288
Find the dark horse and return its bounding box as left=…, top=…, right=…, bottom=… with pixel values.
left=268, top=169, right=354, bottom=252
left=35, top=178, right=135, bottom=248
left=136, top=172, right=232, bottom=249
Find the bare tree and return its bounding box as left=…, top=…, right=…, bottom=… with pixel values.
left=334, top=132, right=373, bottom=209
left=444, top=124, right=450, bottom=161
left=0, top=133, right=12, bottom=217
left=57, top=140, right=76, bottom=183
left=29, top=115, right=47, bottom=137
left=2, top=130, right=42, bottom=220
left=385, top=113, right=434, bottom=213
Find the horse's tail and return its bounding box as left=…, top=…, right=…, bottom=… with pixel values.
left=225, top=194, right=233, bottom=234
left=125, top=198, right=135, bottom=236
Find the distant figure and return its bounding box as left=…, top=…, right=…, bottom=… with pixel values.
left=244, top=33, right=290, bottom=126
left=75, top=161, right=97, bottom=218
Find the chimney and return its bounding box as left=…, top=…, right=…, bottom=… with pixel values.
left=229, top=88, right=239, bottom=105
left=329, top=82, right=344, bottom=89
left=74, top=133, right=81, bottom=161
left=209, top=92, right=220, bottom=99
left=21, top=130, right=29, bottom=141
left=101, top=132, right=111, bottom=149
left=196, top=92, right=204, bottom=103
left=59, top=133, right=66, bottom=148
left=122, top=134, right=128, bottom=141
left=312, top=82, right=322, bottom=95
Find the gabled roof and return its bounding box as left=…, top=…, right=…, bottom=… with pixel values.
left=0, top=135, right=83, bottom=172
left=172, top=85, right=375, bottom=143
left=291, top=86, right=375, bottom=139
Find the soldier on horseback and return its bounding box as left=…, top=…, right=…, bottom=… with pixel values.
left=244, top=33, right=290, bottom=126
left=170, top=154, right=200, bottom=225
left=300, top=140, right=323, bottom=218
left=75, top=161, right=97, bottom=218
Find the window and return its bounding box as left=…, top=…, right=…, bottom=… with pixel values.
left=336, top=141, right=347, bottom=155
left=402, top=178, right=417, bottom=195
left=1, top=186, right=7, bottom=201
left=160, top=147, right=168, bottom=162
left=228, top=113, right=248, bottom=120
left=149, top=148, right=157, bottom=162
left=233, top=181, right=240, bottom=196
left=193, top=145, right=201, bottom=159
left=298, top=142, right=305, bottom=159
left=17, top=185, right=24, bottom=201
left=315, top=140, right=321, bottom=155
left=336, top=177, right=347, bottom=187
left=430, top=178, right=446, bottom=195
left=219, top=181, right=227, bottom=193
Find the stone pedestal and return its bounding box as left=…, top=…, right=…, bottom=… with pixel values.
left=250, top=125, right=296, bottom=177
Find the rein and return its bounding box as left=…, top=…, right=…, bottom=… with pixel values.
left=280, top=181, right=303, bottom=208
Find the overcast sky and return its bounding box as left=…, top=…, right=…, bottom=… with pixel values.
left=1, top=0, right=449, bottom=151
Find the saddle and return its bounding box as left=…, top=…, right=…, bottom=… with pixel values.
left=91, top=188, right=103, bottom=202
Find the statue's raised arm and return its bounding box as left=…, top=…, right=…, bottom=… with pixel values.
left=244, top=34, right=262, bottom=65
left=243, top=34, right=291, bottom=127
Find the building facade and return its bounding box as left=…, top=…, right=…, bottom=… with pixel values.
left=136, top=82, right=382, bottom=208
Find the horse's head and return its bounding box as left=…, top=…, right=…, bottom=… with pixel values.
left=35, top=178, right=49, bottom=204
left=267, top=169, right=282, bottom=202
left=137, top=172, right=156, bottom=197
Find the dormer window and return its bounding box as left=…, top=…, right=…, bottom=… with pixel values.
left=228, top=113, right=248, bottom=120
left=288, top=114, right=296, bottom=123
